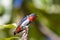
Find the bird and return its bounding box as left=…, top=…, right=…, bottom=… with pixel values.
left=14, top=14, right=36, bottom=35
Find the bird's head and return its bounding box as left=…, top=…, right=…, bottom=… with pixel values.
left=28, top=14, right=36, bottom=22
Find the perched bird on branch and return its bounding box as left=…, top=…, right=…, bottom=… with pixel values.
left=14, top=14, right=36, bottom=35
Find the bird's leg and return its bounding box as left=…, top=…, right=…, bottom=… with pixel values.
left=20, top=27, right=28, bottom=40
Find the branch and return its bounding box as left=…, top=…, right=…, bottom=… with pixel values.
left=20, top=26, right=28, bottom=40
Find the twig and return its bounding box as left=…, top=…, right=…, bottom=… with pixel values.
left=20, top=26, right=28, bottom=40
left=39, top=23, right=60, bottom=40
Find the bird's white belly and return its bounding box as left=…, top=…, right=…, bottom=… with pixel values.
left=21, top=19, right=29, bottom=27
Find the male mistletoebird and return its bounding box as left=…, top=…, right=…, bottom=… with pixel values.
left=14, top=14, right=36, bottom=35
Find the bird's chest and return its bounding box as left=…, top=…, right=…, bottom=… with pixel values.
left=21, top=19, right=30, bottom=27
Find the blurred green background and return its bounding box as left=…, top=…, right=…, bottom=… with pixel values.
left=0, top=0, right=60, bottom=40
